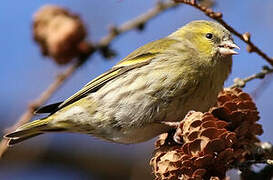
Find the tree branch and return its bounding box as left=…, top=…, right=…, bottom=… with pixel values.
left=0, top=61, right=81, bottom=157
left=97, top=1, right=178, bottom=48
left=229, top=66, right=273, bottom=88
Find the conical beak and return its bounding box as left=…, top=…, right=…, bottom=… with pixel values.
left=218, top=40, right=240, bottom=56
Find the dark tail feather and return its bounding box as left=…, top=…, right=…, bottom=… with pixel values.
left=5, top=118, right=61, bottom=145
left=5, top=117, right=75, bottom=145
left=8, top=133, right=43, bottom=146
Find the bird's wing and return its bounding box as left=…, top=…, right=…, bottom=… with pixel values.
left=35, top=102, right=63, bottom=114
left=36, top=38, right=179, bottom=114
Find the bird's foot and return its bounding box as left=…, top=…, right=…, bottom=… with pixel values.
left=161, top=121, right=183, bottom=144
left=162, top=110, right=197, bottom=144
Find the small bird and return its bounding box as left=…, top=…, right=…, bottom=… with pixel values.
left=5, top=20, right=239, bottom=145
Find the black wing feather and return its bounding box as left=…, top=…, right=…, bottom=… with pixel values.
left=35, top=102, right=63, bottom=114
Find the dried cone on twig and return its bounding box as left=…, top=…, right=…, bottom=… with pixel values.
left=150, top=88, right=262, bottom=180
left=33, top=5, right=90, bottom=64
left=210, top=88, right=263, bottom=162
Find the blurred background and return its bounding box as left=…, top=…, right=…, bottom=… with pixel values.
left=1, top=0, right=273, bottom=179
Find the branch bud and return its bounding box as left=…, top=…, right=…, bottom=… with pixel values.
left=242, top=32, right=251, bottom=42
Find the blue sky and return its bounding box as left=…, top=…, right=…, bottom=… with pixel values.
left=1, top=0, right=273, bottom=179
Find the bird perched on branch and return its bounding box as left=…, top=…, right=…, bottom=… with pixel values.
left=5, top=20, right=239, bottom=145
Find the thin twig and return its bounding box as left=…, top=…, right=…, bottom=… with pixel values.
left=251, top=73, right=273, bottom=100
left=0, top=61, right=81, bottom=157
left=174, top=0, right=273, bottom=67
left=0, top=0, right=180, bottom=158
left=229, top=66, right=273, bottom=88
left=98, top=1, right=178, bottom=48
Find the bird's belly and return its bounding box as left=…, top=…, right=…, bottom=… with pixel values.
left=90, top=91, right=218, bottom=143
left=98, top=91, right=218, bottom=143
left=106, top=123, right=171, bottom=144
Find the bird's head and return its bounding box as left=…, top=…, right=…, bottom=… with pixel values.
left=170, top=20, right=239, bottom=59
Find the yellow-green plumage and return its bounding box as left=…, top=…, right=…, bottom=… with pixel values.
left=5, top=20, right=239, bottom=145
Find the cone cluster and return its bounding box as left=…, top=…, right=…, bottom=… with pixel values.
left=33, top=5, right=88, bottom=64
left=150, top=88, right=262, bottom=180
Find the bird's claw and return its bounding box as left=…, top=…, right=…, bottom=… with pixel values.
left=162, top=110, right=197, bottom=144
left=161, top=121, right=183, bottom=144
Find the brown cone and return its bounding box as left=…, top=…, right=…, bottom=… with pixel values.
left=33, top=5, right=89, bottom=64
left=150, top=88, right=262, bottom=180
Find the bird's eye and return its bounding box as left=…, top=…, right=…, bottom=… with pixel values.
left=206, top=33, right=213, bottom=39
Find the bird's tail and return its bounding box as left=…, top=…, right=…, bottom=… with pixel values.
left=4, top=117, right=66, bottom=146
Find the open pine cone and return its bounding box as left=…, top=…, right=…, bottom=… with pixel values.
left=150, top=88, right=263, bottom=180
left=33, top=5, right=89, bottom=64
